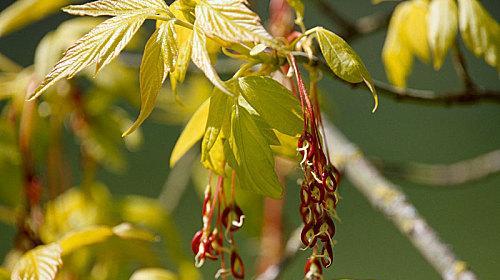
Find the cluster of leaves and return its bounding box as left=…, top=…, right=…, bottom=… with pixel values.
left=381, top=0, right=499, bottom=88
left=0, top=0, right=382, bottom=278
left=25, top=0, right=377, bottom=201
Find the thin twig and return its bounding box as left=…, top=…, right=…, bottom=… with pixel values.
left=309, top=1, right=500, bottom=105
left=372, top=149, right=500, bottom=187
left=292, top=52, right=500, bottom=105
left=313, top=0, right=393, bottom=41
left=323, top=120, right=477, bottom=280
left=451, top=40, right=476, bottom=92
left=257, top=121, right=480, bottom=280
left=313, top=0, right=357, bottom=37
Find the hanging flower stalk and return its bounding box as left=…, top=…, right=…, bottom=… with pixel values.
left=191, top=172, right=245, bottom=279
left=289, top=54, right=341, bottom=277
left=18, top=0, right=380, bottom=278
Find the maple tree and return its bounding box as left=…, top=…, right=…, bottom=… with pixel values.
left=0, top=0, right=498, bottom=279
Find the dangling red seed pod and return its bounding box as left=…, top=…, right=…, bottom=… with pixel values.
left=221, top=204, right=245, bottom=232
left=289, top=54, right=341, bottom=271
left=300, top=223, right=318, bottom=248
left=304, top=257, right=323, bottom=280
left=320, top=241, right=334, bottom=268
left=191, top=230, right=203, bottom=255
left=230, top=251, right=245, bottom=279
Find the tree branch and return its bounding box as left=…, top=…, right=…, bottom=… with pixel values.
left=451, top=41, right=476, bottom=92
left=313, top=0, right=393, bottom=41
left=257, top=121, right=480, bottom=279
left=372, top=149, right=500, bottom=187
left=292, top=52, right=500, bottom=105
left=322, top=120, right=478, bottom=280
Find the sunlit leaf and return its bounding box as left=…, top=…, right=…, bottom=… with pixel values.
left=191, top=24, right=232, bottom=95
left=428, top=0, right=458, bottom=70
left=0, top=0, right=69, bottom=37
left=228, top=106, right=283, bottom=199
left=63, top=0, right=168, bottom=17
left=34, top=18, right=101, bottom=78
left=170, top=99, right=209, bottom=167
left=170, top=31, right=193, bottom=94
left=402, top=0, right=430, bottom=62
left=201, top=87, right=230, bottom=163
left=0, top=268, right=9, bottom=280
left=458, top=0, right=499, bottom=69
left=271, top=131, right=300, bottom=159
left=195, top=0, right=275, bottom=47
left=40, top=183, right=111, bottom=243
left=130, top=268, right=178, bottom=280
left=201, top=131, right=226, bottom=175
left=124, top=20, right=177, bottom=136
left=59, top=226, right=114, bottom=255
left=316, top=27, right=378, bottom=111
left=112, top=223, right=159, bottom=242
left=239, top=76, right=302, bottom=136
left=169, top=0, right=195, bottom=94
left=382, top=2, right=415, bottom=88
left=251, top=114, right=280, bottom=146
left=11, top=243, right=62, bottom=280
left=31, top=11, right=150, bottom=99
left=250, top=43, right=267, bottom=56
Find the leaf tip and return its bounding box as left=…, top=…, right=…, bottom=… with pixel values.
left=371, top=94, right=379, bottom=113
left=122, top=126, right=137, bottom=138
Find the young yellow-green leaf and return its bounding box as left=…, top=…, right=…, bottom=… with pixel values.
left=286, top=0, right=304, bottom=20
left=0, top=268, right=9, bottom=280
left=201, top=131, right=226, bottom=175
left=251, top=114, right=280, bottom=146
left=170, top=99, right=210, bottom=167
left=63, top=0, right=168, bottom=17
left=428, top=0, right=458, bottom=70
left=315, top=27, right=378, bottom=111
left=58, top=224, right=156, bottom=256
left=160, top=22, right=179, bottom=74
left=228, top=106, right=283, bottom=199
left=11, top=243, right=62, bottom=280
left=402, top=0, right=430, bottom=62
left=201, top=87, right=230, bottom=161
left=112, top=223, right=159, bottom=242
left=191, top=24, right=232, bottom=96
left=30, top=11, right=149, bottom=100
left=458, top=0, right=499, bottom=70
left=170, top=31, right=193, bottom=94
left=195, top=0, right=275, bottom=47
left=124, top=20, right=177, bottom=136
left=34, top=18, right=101, bottom=78
left=382, top=2, right=415, bottom=88
left=130, top=268, right=178, bottom=280
left=169, top=0, right=195, bottom=94
left=59, top=226, right=114, bottom=255
left=271, top=131, right=300, bottom=159
left=0, top=0, right=69, bottom=37
left=239, top=76, right=302, bottom=136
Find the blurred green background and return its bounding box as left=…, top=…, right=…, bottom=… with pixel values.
left=1, top=0, right=499, bottom=279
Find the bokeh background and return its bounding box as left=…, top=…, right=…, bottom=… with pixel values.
left=1, top=0, right=499, bottom=279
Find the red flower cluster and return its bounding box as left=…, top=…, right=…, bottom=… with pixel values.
left=191, top=175, right=245, bottom=279
left=289, top=55, right=341, bottom=278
